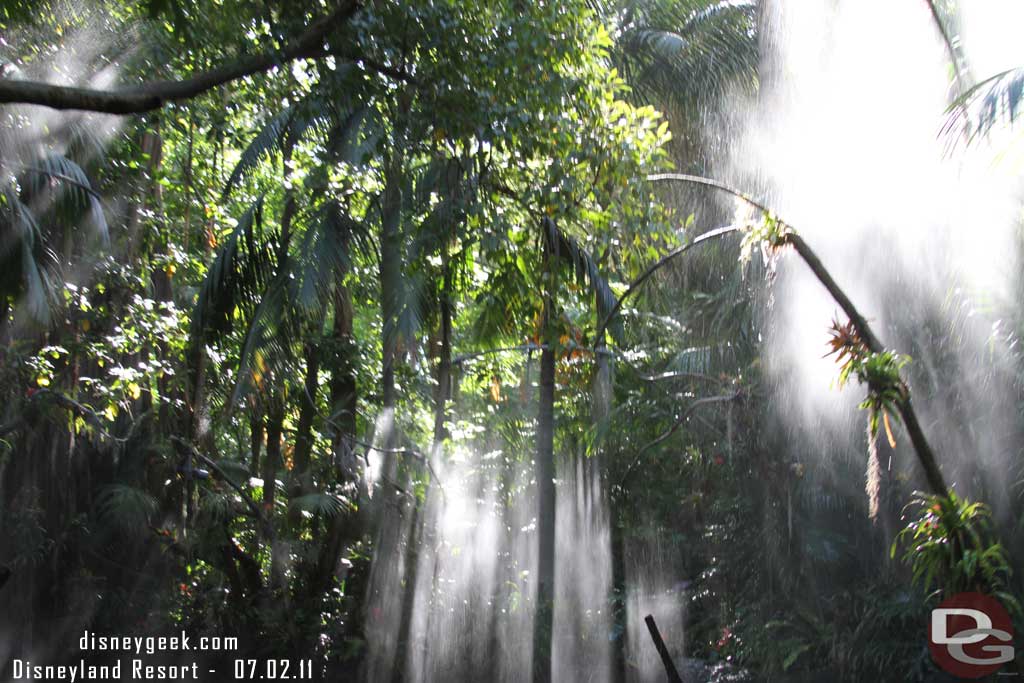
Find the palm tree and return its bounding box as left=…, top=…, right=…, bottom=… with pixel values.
left=611, top=0, right=758, bottom=163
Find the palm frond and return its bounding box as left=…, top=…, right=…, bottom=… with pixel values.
left=224, top=108, right=295, bottom=197
left=944, top=67, right=1024, bottom=148
left=616, top=0, right=758, bottom=117
left=326, top=105, right=384, bottom=167
left=198, top=488, right=243, bottom=524
left=288, top=492, right=353, bottom=519
left=544, top=218, right=625, bottom=344
left=190, top=195, right=275, bottom=345
left=223, top=95, right=338, bottom=197
left=22, top=152, right=108, bottom=244
left=667, top=344, right=713, bottom=374
left=293, top=200, right=373, bottom=313
left=228, top=273, right=294, bottom=408
left=471, top=257, right=534, bottom=345
left=95, top=484, right=158, bottom=535
left=0, top=185, right=55, bottom=323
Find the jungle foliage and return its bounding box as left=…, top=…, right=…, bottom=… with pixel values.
left=0, top=1, right=1022, bottom=682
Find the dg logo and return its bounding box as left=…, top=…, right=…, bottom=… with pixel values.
left=929, top=592, right=1016, bottom=679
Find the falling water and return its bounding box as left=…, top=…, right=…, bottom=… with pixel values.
left=723, top=0, right=1024, bottom=518
left=363, top=445, right=616, bottom=682
left=623, top=543, right=686, bottom=683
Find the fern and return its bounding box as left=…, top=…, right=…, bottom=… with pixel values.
left=95, top=484, right=158, bottom=535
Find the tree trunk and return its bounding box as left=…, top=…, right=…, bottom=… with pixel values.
left=330, top=284, right=358, bottom=480
left=263, top=402, right=285, bottom=588
left=264, top=142, right=297, bottom=591
left=249, top=410, right=264, bottom=477
left=316, top=284, right=359, bottom=592
left=390, top=254, right=453, bottom=681
left=593, top=291, right=626, bottom=683
left=433, top=253, right=453, bottom=445
left=533, top=268, right=557, bottom=683
left=379, top=150, right=403, bottom=420
left=391, top=496, right=424, bottom=683
left=609, top=500, right=628, bottom=683
left=292, top=341, right=321, bottom=498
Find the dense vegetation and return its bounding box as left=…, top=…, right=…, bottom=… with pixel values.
left=1, top=1, right=1022, bottom=681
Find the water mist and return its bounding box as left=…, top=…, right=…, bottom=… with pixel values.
left=724, top=0, right=1024, bottom=536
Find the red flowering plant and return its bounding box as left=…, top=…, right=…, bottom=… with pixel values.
left=825, top=318, right=908, bottom=448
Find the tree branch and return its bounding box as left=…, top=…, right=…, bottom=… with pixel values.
left=21, top=167, right=103, bottom=199
left=170, top=435, right=274, bottom=538
left=619, top=391, right=741, bottom=487
left=640, top=371, right=725, bottom=385
left=0, top=0, right=360, bottom=114
left=647, top=173, right=950, bottom=496
left=783, top=233, right=883, bottom=353
left=32, top=389, right=117, bottom=440
left=595, top=223, right=740, bottom=343
left=347, top=435, right=445, bottom=495
left=2, top=392, right=149, bottom=444
left=783, top=233, right=946, bottom=495
left=453, top=343, right=545, bottom=364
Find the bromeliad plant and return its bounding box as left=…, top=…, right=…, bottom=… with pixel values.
left=827, top=315, right=1018, bottom=606
left=892, top=491, right=1019, bottom=611
left=826, top=318, right=910, bottom=449
left=739, top=208, right=790, bottom=266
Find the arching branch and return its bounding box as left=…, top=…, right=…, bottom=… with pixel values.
left=346, top=436, right=444, bottom=495
left=0, top=0, right=360, bottom=114
left=646, top=173, right=950, bottom=496
left=594, top=223, right=740, bottom=343
left=618, top=390, right=742, bottom=488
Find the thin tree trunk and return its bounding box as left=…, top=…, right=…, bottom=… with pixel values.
left=380, top=150, right=403, bottom=420
left=183, top=113, right=194, bottom=255
left=433, top=253, right=453, bottom=444
left=609, top=500, right=628, bottom=683
left=391, top=254, right=453, bottom=681
left=316, top=284, right=358, bottom=592
left=249, top=411, right=264, bottom=477
left=264, top=140, right=297, bottom=590
left=593, top=289, right=626, bottom=683
left=391, top=497, right=424, bottom=683
left=292, top=341, right=321, bottom=497
left=533, top=266, right=557, bottom=683
left=263, top=402, right=285, bottom=588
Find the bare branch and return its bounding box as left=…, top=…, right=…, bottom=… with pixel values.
left=347, top=435, right=445, bottom=495
left=595, top=223, right=741, bottom=343
left=619, top=391, right=742, bottom=487
left=640, top=371, right=725, bottom=385
left=21, top=167, right=103, bottom=199
left=0, top=0, right=360, bottom=114
left=646, top=172, right=950, bottom=496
